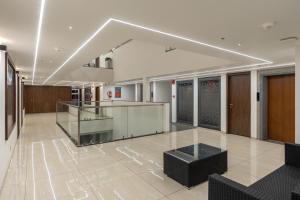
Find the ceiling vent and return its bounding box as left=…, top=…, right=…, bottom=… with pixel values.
left=280, top=36, right=299, bottom=42
left=165, top=47, right=176, bottom=53
left=110, top=39, right=133, bottom=52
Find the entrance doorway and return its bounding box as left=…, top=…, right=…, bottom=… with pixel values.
left=227, top=73, right=251, bottom=137
left=177, top=80, right=193, bottom=124
left=198, top=77, right=221, bottom=130
left=267, top=74, right=295, bottom=143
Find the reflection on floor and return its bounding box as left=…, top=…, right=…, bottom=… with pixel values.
left=0, top=113, right=284, bottom=200
left=170, top=122, right=195, bottom=132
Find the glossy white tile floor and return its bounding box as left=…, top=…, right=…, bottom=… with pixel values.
left=0, top=113, right=284, bottom=200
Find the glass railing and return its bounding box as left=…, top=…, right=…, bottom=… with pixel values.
left=56, top=101, right=168, bottom=146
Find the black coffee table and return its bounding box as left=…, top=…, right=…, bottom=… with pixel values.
left=163, top=143, right=227, bottom=188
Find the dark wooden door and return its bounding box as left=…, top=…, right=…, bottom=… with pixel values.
left=228, top=73, right=251, bottom=137
left=267, top=74, right=295, bottom=143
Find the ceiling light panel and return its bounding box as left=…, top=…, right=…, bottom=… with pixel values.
left=32, top=0, right=46, bottom=84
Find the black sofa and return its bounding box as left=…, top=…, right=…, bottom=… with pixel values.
left=208, top=143, right=300, bottom=200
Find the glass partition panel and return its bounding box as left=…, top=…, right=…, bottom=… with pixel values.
left=127, top=105, right=163, bottom=137
left=79, top=106, right=128, bottom=145
left=57, top=101, right=167, bottom=146
left=56, top=102, right=79, bottom=145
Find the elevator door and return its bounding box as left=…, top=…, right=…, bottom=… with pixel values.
left=228, top=73, right=251, bottom=137
left=198, top=77, right=221, bottom=130
left=177, top=80, right=193, bottom=124
left=267, top=74, right=295, bottom=143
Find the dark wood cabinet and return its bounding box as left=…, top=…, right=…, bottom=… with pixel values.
left=24, top=86, right=71, bottom=113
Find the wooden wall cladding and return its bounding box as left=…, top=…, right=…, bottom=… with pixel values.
left=24, top=86, right=71, bottom=113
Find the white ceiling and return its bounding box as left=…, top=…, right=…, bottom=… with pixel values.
left=0, top=0, right=299, bottom=85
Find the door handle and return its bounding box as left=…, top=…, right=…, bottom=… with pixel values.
left=229, top=104, right=233, bottom=109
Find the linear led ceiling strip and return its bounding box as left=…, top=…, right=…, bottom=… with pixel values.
left=32, top=0, right=46, bottom=84
left=42, top=18, right=273, bottom=84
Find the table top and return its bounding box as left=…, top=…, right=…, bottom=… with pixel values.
left=165, top=143, right=226, bottom=163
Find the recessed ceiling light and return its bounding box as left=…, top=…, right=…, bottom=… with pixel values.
left=68, top=26, right=73, bottom=30
left=54, top=47, right=63, bottom=52
left=238, top=43, right=242, bottom=47
left=262, top=21, right=276, bottom=30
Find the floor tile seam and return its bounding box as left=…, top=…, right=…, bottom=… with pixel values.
left=142, top=176, right=183, bottom=198
left=0, top=140, right=28, bottom=199
left=117, top=161, right=166, bottom=198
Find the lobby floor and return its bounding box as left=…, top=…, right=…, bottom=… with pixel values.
left=0, top=113, right=284, bottom=200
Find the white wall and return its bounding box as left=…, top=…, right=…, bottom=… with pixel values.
left=0, top=51, right=18, bottom=189
left=153, top=81, right=172, bottom=103
left=102, top=85, right=135, bottom=101
left=296, top=46, right=300, bottom=144
left=113, top=40, right=233, bottom=82
left=153, top=81, right=172, bottom=123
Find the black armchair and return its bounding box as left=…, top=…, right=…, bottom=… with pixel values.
left=208, top=143, right=300, bottom=200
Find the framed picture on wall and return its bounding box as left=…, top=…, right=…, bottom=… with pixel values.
left=115, top=87, right=121, bottom=98
left=5, top=53, right=16, bottom=140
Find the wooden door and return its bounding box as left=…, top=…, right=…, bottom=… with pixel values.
left=227, top=73, right=251, bottom=137
left=267, top=74, right=295, bottom=143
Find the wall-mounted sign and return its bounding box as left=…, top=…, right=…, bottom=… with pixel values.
left=115, top=87, right=121, bottom=98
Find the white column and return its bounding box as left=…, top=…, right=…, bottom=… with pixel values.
left=152, top=81, right=157, bottom=102
left=171, top=80, right=177, bottom=123
left=100, top=86, right=104, bottom=101
left=163, top=103, right=170, bottom=132
left=135, top=83, right=139, bottom=102
left=220, top=74, right=227, bottom=133
left=251, top=70, right=258, bottom=139
left=81, top=87, right=85, bottom=103
left=143, top=78, right=150, bottom=102
left=296, top=46, right=300, bottom=144
left=193, top=77, right=198, bottom=127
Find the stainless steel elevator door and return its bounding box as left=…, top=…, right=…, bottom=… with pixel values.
left=177, top=80, right=194, bottom=124
left=198, top=77, right=221, bottom=130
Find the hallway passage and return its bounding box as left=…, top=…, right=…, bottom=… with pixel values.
left=0, top=113, right=284, bottom=200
